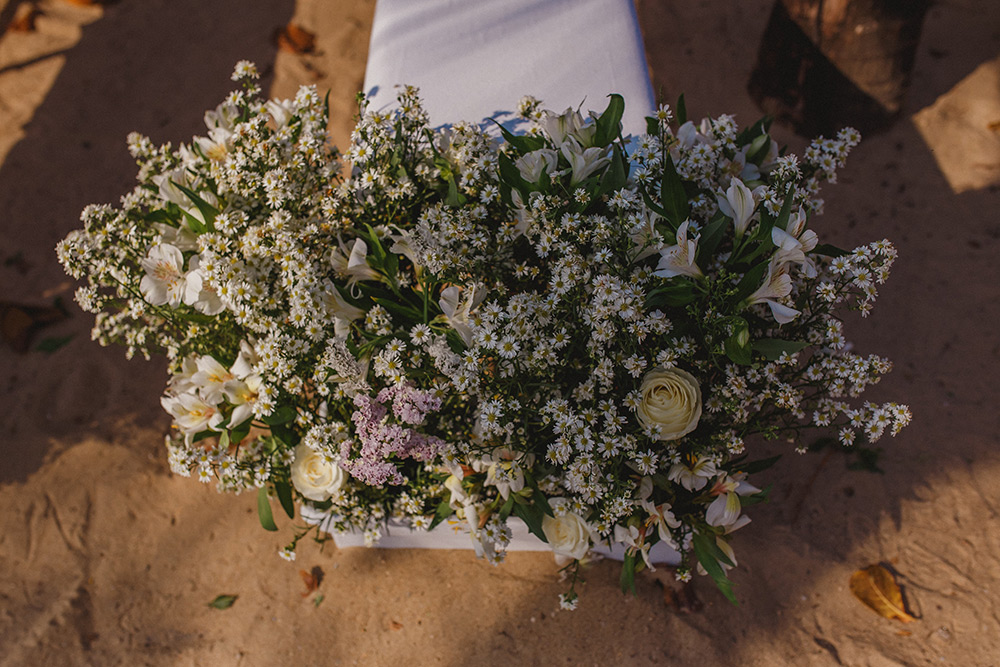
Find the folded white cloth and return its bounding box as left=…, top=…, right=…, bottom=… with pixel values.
left=302, top=506, right=682, bottom=565
left=362, top=0, right=655, bottom=135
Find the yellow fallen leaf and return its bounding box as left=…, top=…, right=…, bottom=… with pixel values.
left=849, top=564, right=915, bottom=623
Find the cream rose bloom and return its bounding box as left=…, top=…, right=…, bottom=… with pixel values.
left=291, top=443, right=347, bottom=502
left=542, top=507, right=594, bottom=565
left=637, top=367, right=703, bottom=441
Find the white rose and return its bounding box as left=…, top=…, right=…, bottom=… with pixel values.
left=291, top=443, right=346, bottom=502
left=541, top=507, right=594, bottom=565
left=637, top=367, right=703, bottom=441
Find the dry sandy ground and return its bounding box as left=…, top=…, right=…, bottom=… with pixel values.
left=1, top=0, right=999, bottom=665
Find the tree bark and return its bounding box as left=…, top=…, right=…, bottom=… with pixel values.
left=748, top=0, right=930, bottom=137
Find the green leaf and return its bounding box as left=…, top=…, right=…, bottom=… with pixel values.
left=429, top=499, right=454, bottom=530
left=512, top=503, right=547, bottom=543
left=498, top=151, right=532, bottom=196
left=263, top=405, right=297, bottom=426
left=595, top=144, right=627, bottom=199
left=207, top=594, right=238, bottom=610
left=725, top=334, right=752, bottom=365
left=659, top=155, right=689, bottom=229
left=645, top=116, right=660, bottom=136
left=620, top=550, right=637, bottom=596
left=774, top=188, right=795, bottom=231
left=275, top=480, right=296, bottom=519
left=728, top=454, right=781, bottom=475
left=172, top=181, right=218, bottom=231
left=812, top=243, right=849, bottom=258
left=739, top=484, right=773, bottom=507
left=492, top=120, right=546, bottom=153
left=733, top=259, right=770, bottom=304
left=752, top=338, right=809, bottom=360
left=696, top=214, right=728, bottom=266
left=676, top=94, right=687, bottom=125
left=257, top=486, right=278, bottom=532
left=499, top=494, right=515, bottom=521
left=34, top=335, right=74, bottom=353
left=593, top=94, right=625, bottom=147
left=646, top=281, right=698, bottom=309
left=692, top=532, right=737, bottom=604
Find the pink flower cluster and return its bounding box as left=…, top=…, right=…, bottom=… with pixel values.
left=339, top=385, right=446, bottom=486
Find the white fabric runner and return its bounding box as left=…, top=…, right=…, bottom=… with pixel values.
left=362, top=0, right=655, bottom=135
left=348, top=0, right=678, bottom=566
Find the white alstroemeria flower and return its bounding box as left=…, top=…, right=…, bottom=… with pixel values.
left=653, top=221, right=703, bottom=279
left=230, top=339, right=259, bottom=379
left=140, top=243, right=188, bottom=307
left=191, top=354, right=236, bottom=405
left=667, top=456, right=717, bottom=491
left=444, top=474, right=469, bottom=511
left=161, top=391, right=224, bottom=434
left=330, top=238, right=383, bottom=289
left=560, top=139, right=611, bottom=185
left=168, top=355, right=200, bottom=394
left=193, top=126, right=233, bottom=162
left=322, top=280, right=366, bottom=337
left=483, top=450, right=531, bottom=500
left=223, top=373, right=264, bottom=427
left=706, top=472, right=761, bottom=528
left=637, top=478, right=681, bottom=549
left=771, top=206, right=819, bottom=277
left=514, top=148, right=559, bottom=183
left=153, top=222, right=199, bottom=252
left=388, top=228, right=422, bottom=269
left=191, top=355, right=235, bottom=405
left=439, top=284, right=486, bottom=346
left=266, top=98, right=296, bottom=128
left=717, top=177, right=757, bottom=239
left=541, top=107, right=594, bottom=147
left=747, top=261, right=801, bottom=324
left=183, top=255, right=225, bottom=315
left=614, top=524, right=654, bottom=570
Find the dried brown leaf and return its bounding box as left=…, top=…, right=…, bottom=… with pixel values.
left=275, top=23, right=315, bottom=54
left=390, top=620, right=403, bottom=631
left=849, top=564, right=915, bottom=623
left=299, top=566, right=324, bottom=596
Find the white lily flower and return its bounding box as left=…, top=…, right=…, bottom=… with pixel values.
left=667, top=456, right=717, bottom=491
left=514, top=148, right=559, bottom=183
left=161, top=391, right=223, bottom=434
left=168, top=355, right=200, bottom=394
left=191, top=355, right=235, bottom=405
left=139, top=243, right=188, bottom=308
left=330, top=238, right=383, bottom=289
left=322, top=280, right=366, bottom=337
left=654, top=220, right=703, bottom=279
left=717, top=177, right=757, bottom=239
left=230, top=340, right=259, bottom=379
left=266, top=98, right=296, bottom=128
left=223, top=373, right=264, bottom=427
left=747, top=261, right=801, bottom=324
left=439, top=284, right=486, bottom=346
left=540, top=107, right=595, bottom=147
left=183, top=255, right=225, bottom=315
left=706, top=472, right=760, bottom=528
left=614, top=524, right=654, bottom=570
left=560, top=138, right=611, bottom=185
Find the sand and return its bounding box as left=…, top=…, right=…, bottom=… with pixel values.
left=1, top=0, right=999, bottom=664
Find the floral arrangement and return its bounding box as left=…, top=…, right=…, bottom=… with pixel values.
left=57, top=61, right=909, bottom=608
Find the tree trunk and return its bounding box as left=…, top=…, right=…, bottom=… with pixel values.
left=748, top=0, right=930, bottom=137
